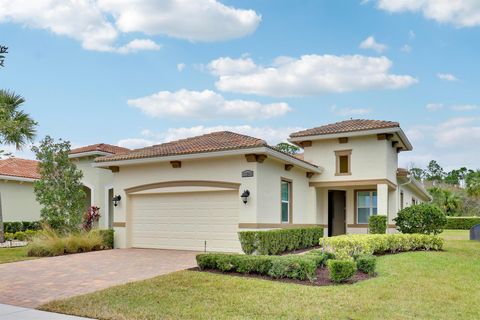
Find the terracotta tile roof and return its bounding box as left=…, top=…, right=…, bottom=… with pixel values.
left=290, top=119, right=400, bottom=138
left=96, top=131, right=267, bottom=163
left=0, top=158, right=40, bottom=180
left=397, top=168, right=410, bottom=178
left=70, top=143, right=130, bottom=156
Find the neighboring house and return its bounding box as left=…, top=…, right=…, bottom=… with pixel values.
left=93, top=119, right=430, bottom=252
left=0, top=143, right=129, bottom=229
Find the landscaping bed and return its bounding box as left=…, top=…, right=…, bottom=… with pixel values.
left=192, top=265, right=373, bottom=286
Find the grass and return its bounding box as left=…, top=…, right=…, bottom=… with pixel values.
left=40, top=230, right=480, bottom=320
left=0, top=246, right=36, bottom=264
left=440, top=229, right=469, bottom=241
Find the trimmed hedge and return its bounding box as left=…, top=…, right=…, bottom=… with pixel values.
left=369, top=215, right=387, bottom=234
left=394, top=204, right=447, bottom=235
left=327, top=259, right=356, bottom=283
left=238, top=227, right=324, bottom=255
left=196, top=250, right=331, bottom=282
left=445, top=217, right=480, bottom=230
left=355, top=254, right=377, bottom=275
left=3, top=221, right=41, bottom=233
left=321, top=234, right=444, bottom=258
left=2, top=230, right=38, bottom=241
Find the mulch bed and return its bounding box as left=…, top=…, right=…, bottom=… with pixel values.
left=190, top=267, right=374, bottom=286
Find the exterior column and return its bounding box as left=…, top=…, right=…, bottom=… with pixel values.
left=377, top=184, right=389, bottom=217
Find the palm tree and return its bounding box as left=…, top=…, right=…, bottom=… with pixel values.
left=0, top=90, right=37, bottom=242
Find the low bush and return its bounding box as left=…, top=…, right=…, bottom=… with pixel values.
left=27, top=227, right=111, bottom=257
left=327, top=259, right=356, bottom=283
left=4, top=221, right=41, bottom=233
left=196, top=250, right=331, bottom=282
left=13, top=231, right=26, bottom=241
left=24, top=230, right=38, bottom=240
left=238, top=227, right=324, bottom=255
left=445, top=217, right=480, bottom=230
left=394, top=204, right=447, bottom=235
left=355, top=254, right=377, bottom=275
left=4, top=232, right=14, bottom=241
left=321, top=234, right=444, bottom=258
left=369, top=215, right=387, bottom=234
left=92, top=229, right=114, bottom=248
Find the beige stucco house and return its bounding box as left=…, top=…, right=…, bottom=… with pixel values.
left=0, top=144, right=129, bottom=229
left=93, top=119, right=430, bottom=252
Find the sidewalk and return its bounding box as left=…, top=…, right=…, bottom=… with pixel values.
left=0, top=304, right=94, bottom=320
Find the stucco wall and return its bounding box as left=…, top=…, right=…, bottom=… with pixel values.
left=0, top=181, right=41, bottom=222
left=73, top=157, right=114, bottom=228
left=110, top=155, right=314, bottom=248
left=303, top=135, right=398, bottom=182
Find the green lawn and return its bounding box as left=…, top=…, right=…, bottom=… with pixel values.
left=41, top=232, right=480, bottom=320
left=440, top=229, right=470, bottom=241
left=0, top=246, right=35, bottom=264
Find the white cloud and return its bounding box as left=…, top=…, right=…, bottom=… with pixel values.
left=401, top=44, right=412, bottom=53
left=127, top=89, right=291, bottom=120
left=177, top=63, right=186, bottom=72
left=331, top=105, right=371, bottom=117
left=209, top=55, right=417, bottom=97
left=435, top=117, right=480, bottom=147
left=118, top=125, right=304, bottom=149
left=0, top=0, right=261, bottom=52
left=359, top=36, right=388, bottom=53
left=116, top=39, right=161, bottom=54
left=437, top=73, right=458, bottom=81
left=375, top=0, right=480, bottom=27
left=451, top=104, right=479, bottom=111
left=426, top=103, right=443, bottom=111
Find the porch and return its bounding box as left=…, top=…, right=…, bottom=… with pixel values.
left=310, top=180, right=398, bottom=236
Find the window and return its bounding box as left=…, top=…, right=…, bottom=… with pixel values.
left=281, top=180, right=291, bottom=223
left=400, top=191, right=404, bottom=210
left=335, top=150, right=352, bottom=175
left=356, top=190, right=377, bottom=224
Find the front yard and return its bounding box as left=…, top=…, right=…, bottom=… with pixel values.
left=0, top=246, right=36, bottom=264
left=40, top=231, right=480, bottom=320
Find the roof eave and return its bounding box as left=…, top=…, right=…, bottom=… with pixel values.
left=69, top=151, right=114, bottom=159
left=93, top=147, right=322, bottom=173
left=0, top=174, right=37, bottom=182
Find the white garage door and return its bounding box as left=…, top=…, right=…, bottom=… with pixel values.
left=130, top=190, right=241, bottom=252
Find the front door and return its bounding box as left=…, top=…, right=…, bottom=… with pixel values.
left=328, top=190, right=346, bottom=237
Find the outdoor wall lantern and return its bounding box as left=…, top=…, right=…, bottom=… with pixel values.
left=241, top=190, right=250, bottom=204
left=112, top=195, right=122, bottom=207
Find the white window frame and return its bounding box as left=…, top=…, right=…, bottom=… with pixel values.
left=356, top=190, right=377, bottom=224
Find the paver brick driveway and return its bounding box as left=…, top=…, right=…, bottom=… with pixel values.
left=0, top=249, right=198, bottom=308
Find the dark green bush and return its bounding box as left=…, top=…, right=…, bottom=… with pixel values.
left=445, top=217, right=480, bottom=230
left=327, top=259, right=357, bottom=283
left=355, top=254, right=377, bottom=275
left=394, top=204, right=447, bottom=235
left=92, top=229, right=114, bottom=248
left=4, top=221, right=42, bottom=233
left=238, top=227, right=324, bottom=255
left=369, top=215, right=387, bottom=234
left=196, top=251, right=332, bottom=282
left=268, top=256, right=318, bottom=281
left=13, top=231, right=26, bottom=241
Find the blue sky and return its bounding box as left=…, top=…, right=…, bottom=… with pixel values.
left=0, top=0, right=479, bottom=170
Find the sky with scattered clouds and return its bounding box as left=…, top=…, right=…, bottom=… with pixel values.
left=1, top=0, right=479, bottom=170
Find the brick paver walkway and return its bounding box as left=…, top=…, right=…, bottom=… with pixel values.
left=0, top=249, right=198, bottom=308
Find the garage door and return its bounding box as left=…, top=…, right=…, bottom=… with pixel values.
left=130, top=190, right=241, bottom=252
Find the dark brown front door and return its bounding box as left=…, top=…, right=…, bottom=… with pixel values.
left=328, top=190, right=346, bottom=237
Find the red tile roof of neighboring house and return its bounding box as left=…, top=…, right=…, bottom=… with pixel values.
left=0, top=158, right=40, bottom=180
left=290, top=119, right=400, bottom=138
left=397, top=168, right=410, bottom=178
left=70, top=143, right=130, bottom=156
left=95, top=131, right=318, bottom=168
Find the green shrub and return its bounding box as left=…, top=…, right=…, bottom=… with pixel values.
left=3, top=221, right=42, bottom=233
left=445, top=217, right=480, bottom=230
left=369, top=215, right=387, bottom=234
left=321, top=234, right=444, bottom=258
left=356, top=254, right=377, bottom=275
left=4, top=232, right=14, bottom=241
left=238, top=227, right=324, bottom=255
left=24, top=230, right=37, bottom=240
left=327, top=259, right=356, bottom=283
left=14, top=231, right=26, bottom=241
left=196, top=251, right=332, bottom=282
left=92, top=229, right=114, bottom=248
left=394, top=203, right=447, bottom=235
left=268, top=256, right=318, bottom=281
left=27, top=228, right=65, bottom=257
